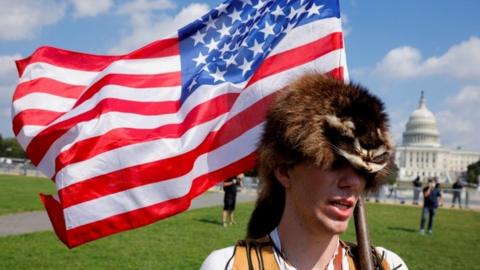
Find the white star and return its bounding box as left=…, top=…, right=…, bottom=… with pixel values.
left=216, top=2, right=229, bottom=15
left=224, top=54, right=237, bottom=67
left=218, top=23, right=231, bottom=37
left=205, top=38, right=220, bottom=53
left=191, top=31, right=205, bottom=46
left=230, top=8, right=242, bottom=23
left=211, top=67, right=226, bottom=82
left=241, top=0, right=253, bottom=8
left=260, top=20, right=276, bottom=38
left=251, top=40, right=264, bottom=56
left=271, top=5, right=285, bottom=18
left=287, top=6, right=299, bottom=21
left=192, top=52, right=208, bottom=67
left=239, top=59, right=253, bottom=77
left=204, top=15, right=217, bottom=31
left=219, top=43, right=230, bottom=55
left=252, top=1, right=263, bottom=11
left=307, top=3, right=323, bottom=17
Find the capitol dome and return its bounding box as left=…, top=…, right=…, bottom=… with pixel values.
left=402, top=91, right=441, bottom=147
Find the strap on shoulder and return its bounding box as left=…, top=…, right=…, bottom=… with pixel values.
left=340, top=240, right=391, bottom=270
left=233, top=236, right=280, bottom=270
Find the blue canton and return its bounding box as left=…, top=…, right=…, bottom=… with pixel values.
left=178, top=0, right=339, bottom=102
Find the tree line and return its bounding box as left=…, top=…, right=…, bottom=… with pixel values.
left=0, top=135, right=26, bottom=158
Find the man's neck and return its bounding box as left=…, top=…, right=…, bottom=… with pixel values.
left=277, top=213, right=339, bottom=270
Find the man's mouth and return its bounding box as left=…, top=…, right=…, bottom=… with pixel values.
left=331, top=201, right=352, bottom=209
left=329, top=199, right=354, bottom=209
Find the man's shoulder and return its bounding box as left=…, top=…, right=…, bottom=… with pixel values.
left=374, top=246, right=409, bottom=270
left=200, top=246, right=235, bottom=270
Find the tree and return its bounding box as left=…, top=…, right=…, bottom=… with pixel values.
left=2, top=137, right=26, bottom=158
left=467, top=160, right=480, bottom=185
left=0, top=134, right=4, bottom=156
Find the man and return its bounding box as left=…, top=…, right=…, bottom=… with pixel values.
left=201, top=73, right=407, bottom=269
left=223, top=174, right=244, bottom=227
left=451, top=178, right=463, bottom=208
left=412, top=176, right=422, bottom=205
left=420, top=178, right=443, bottom=235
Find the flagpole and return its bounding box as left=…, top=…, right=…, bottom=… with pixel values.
left=353, top=196, right=374, bottom=270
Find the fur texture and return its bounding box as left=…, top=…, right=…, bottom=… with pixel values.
left=247, top=73, right=394, bottom=238
left=258, top=72, right=393, bottom=189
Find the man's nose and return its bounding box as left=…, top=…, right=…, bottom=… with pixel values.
left=338, top=166, right=365, bottom=191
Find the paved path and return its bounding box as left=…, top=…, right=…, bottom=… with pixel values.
left=0, top=191, right=257, bottom=237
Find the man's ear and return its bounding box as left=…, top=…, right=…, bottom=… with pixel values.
left=274, top=166, right=292, bottom=189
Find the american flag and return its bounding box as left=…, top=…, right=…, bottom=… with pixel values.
left=12, top=0, right=347, bottom=248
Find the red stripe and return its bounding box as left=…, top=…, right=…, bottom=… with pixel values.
left=26, top=98, right=181, bottom=165
left=13, top=110, right=64, bottom=135
left=247, top=32, right=344, bottom=87
left=63, top=153, right=256, bottom=248
left=73, top=71, right=181, bottom=109
left=40, top=194, right=69, bottom=247
left=13, top=78, right=85, bottom=101
left=54, top=93, right=239, bottom=177
left=326, top=67, right=344, bottom=80
left=15, top=38, right=179, bottom=76
left=59, top=94, right=273, bottom=208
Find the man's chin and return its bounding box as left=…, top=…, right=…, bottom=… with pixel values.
left=324, top=220, right=349, bottom=235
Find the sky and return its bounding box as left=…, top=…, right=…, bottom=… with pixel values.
left=0, top=0, right=479, bottom=152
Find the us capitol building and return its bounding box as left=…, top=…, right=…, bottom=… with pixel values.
left=394, top=92, right=480, bottom=183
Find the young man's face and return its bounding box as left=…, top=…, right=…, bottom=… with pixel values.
left=277, top=161, right=367, bottom=235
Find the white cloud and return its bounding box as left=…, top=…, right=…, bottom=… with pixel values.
left=117, top=0, right=175, bottom=14
left=110, top=2, right=209, bottom=54
left=0, top=54, right=22, bottom=83
left=0, top=0, right=66, bottom=41
left=374, top=37, right=480, bottom=80
left=374, top=46, right=422, bottom=78
left=436, top=85, right=480, bottom=151
left=0, top=54, right=24, bottom=137
left=71, top=0, right=114, bottom=18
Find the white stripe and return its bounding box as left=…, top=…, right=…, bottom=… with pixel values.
left=55, top=112, right=228, bottom=189
left=15, top=125, right=44, bottom=149
left=270, top=17, right=342, bottom=56
left=19, top=62, right=98, bottom=85
left=12, top=93, right=76, bottom=117
left=63, top=122, right=263, bottom=229
left=19, top=56, right=180, bottom=85
left=94, top=84, right=181, bottom=102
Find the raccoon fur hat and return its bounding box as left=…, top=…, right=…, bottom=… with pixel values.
left=257, top=72, right=394, bottom=190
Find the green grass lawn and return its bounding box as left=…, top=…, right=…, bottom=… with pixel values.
left=0, top=200, right=479, bottom=269
left=0, top=174, right=55, bottom=215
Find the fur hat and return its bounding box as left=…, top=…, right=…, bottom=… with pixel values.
left=258, top=72, right=394, bottom=190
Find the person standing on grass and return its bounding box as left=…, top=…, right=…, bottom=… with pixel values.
left=451, top=178, right=463, bottom=208
left=412, top=176, right=422, bottom=205
left=201, top=73, right=408, bottom=269
left=222, top=174, right=243, bottom=227
left=420, top=178, right=443, bottom=235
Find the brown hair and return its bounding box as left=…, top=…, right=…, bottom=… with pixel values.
left=246, top=73, right=393, bottom=238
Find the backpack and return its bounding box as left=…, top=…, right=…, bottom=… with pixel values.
left=232, top=236, right=391, bottom=270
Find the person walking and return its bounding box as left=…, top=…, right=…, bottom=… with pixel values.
left=420, top=178, right=443, bottom=235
